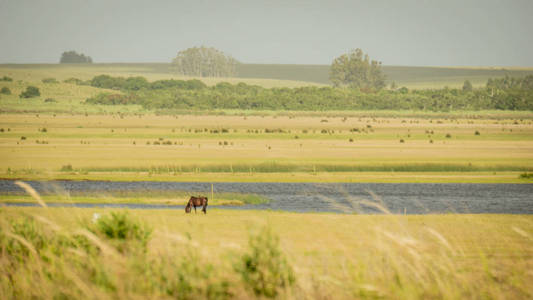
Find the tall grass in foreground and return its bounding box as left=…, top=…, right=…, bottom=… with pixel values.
left=1, top=182, right=532, bottom=299
left=0, top=210, right=294, bottom=299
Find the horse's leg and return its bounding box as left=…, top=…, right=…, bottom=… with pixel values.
left=203, top=203, right=207, bottom=214
left=194, top=205, right=197, bottom=213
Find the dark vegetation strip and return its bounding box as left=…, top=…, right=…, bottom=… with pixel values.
left=74, top=163, right=532, bottom=173
left=80, top=74, right=533, bottom=111
left=0, top=189, right=269, bottom=205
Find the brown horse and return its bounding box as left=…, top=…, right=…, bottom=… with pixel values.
left=185, top=196, right=208, bottom=214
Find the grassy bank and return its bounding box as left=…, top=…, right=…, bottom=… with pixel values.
left=0, top=190, right=269, bottom=206
left=3, top=63, right=533, bottom=89
left=1, top=171, right=531, bottom=184
left=1, top=113, right=532, bottom=183
left=1, top=206, right=532, bottom=299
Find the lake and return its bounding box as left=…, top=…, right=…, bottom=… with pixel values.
left=1, top=180, right=532, bottom=214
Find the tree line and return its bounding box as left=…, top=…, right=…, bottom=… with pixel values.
left=60, top=51, right=93, bottom=63
left=172, top=46, right=238, bottom=77
left=81, top=74, right=533, bottom=111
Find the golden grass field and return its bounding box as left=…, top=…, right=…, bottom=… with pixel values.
left=1, top=113, right=532, bottom=183
left=0, top=64, right=324, bottom=89
left=2, top=206, right=532, bottom=299
left=1, top=64, right=533, bottom=299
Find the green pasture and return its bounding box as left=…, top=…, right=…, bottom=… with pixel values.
left=1, top=113, right=532, bottom=183
left=238, top=63, right=533, bottom=88
left=2, top=63, right=533, bottom=91
left=1, top=207, right=532, bottom=299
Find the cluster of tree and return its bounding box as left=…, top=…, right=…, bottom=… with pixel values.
left=0, top=87, right=11, bottom=95
left=80, top=74, right=533, bottom=111
left=172, top=46, right=238, bottom=77
left=330, top=48, right=386, bottom=90
left=85, top=75, right=207, bottom=91
left=60, top=51, right=93, bottom=63
left=19, top=86, right=40, bottom=98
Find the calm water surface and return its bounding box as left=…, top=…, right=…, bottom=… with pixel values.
left=1, top=180, right=532, bottom=214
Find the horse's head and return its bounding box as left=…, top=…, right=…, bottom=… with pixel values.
left=185, top=203, right=191, bottom=213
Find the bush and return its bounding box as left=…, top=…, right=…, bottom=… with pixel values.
left=64, top=77, right=83, bottom=84
left=83, top=74, right=533, bottom=112
left=42, top=77, right=58, bottom=84
left=89, top=211, right=152, bottom=253
left=0, top=76, right=13, bottom=81
left=159, top=249, right=231, bottom=300
left=519, top=172, right=533, bottom=179
left=85, top=93, right=137, bottom=105
left=44, top=98, right=56, bottom=103
left=234, top=226, right=295, bottom=298
left=60, top=50, right=92, bottom=63
left=19, top=86, right=40, bottom=98
left=60, top=164, right=73, bottom=171
left=0, top=87, right=10, bottom=95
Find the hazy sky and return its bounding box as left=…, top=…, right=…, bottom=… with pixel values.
left=1, top=0, right=532, bottom=66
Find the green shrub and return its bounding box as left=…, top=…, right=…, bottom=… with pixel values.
left=85, top=93, right=136, bottom=105
left=519, top=172, right=533, bottom=179
left=0, top=76, right=13, bottom=81
left=44, top=98, right=56, bottom=103
left=81, top=73, right=533, bottom=112
left=60, top=164, right=73, bottom=171
left=42, top=77, right=58, bottom=84
left=234, top=226, right=295, bottom=298
left=0, top=87, right=11, bottom=95
left=90, top=211, right=152, bottom=253
left=158, top=250, right=231, bottom=300
left=19, top=86, right=40, bottom=98
left=64, top=77, right=84, bottom=84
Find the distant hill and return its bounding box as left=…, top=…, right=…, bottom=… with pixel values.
left=237, top=64, right=533, bottom=89
left=2, top=63, right=532, bottom=89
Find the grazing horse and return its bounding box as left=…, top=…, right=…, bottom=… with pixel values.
left=185, top=196, right=208, bottom=214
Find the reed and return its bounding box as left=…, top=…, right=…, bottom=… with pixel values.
left=1, top=185, right=531, bottom=299
left=80, top=162, right=532, bottom=173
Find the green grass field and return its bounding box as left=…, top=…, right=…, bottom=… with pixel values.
left=3, top=63, right=533, bottom=90
left=1, top=114, right=532, bottom=183
left=1, top=63, right=532, bottom=300
left=2, top=206, right=532, bottom=299
left=238, top=63, right=533, bottom=88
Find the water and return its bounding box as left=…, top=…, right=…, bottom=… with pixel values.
left=1, top=180, right=532, bottom=214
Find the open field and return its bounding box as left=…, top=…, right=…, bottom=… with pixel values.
left=2, top=63, right=533, bottom=91
left=0, top=63, right=324, bottom=89
left=239, top=64, right=533, bottom=88
left=1, top=206, right=532, bottom=299
left=0, top=189, right=268, bottom=206
left=1, top=113, right=532, bottom=183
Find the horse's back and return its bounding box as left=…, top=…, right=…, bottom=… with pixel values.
left=189, top=196, right=208, bottom=206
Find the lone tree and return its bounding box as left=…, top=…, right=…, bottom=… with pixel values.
left=60, top=51, right=93, bottom=63
left=330, top=48, right=385, bottom=90
left=462, top=80, right=473, bottom=92
left=19, top=86, right=40, bottom=98
left=172, top=46, right=238, bottom=77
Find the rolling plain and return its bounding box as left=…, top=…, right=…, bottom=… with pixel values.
left=1, top=63, right=532, bottom=299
